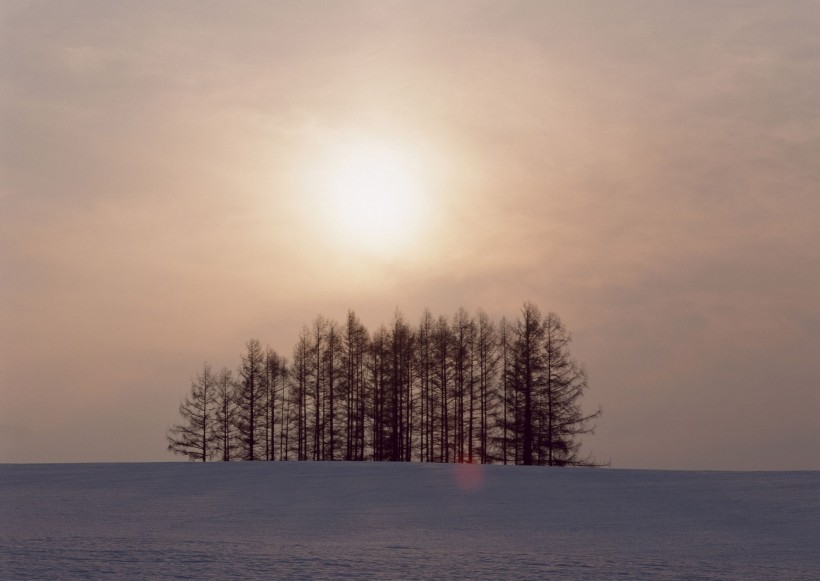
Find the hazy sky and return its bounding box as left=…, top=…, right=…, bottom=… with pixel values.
left=2, top=1, right=819, bottom=469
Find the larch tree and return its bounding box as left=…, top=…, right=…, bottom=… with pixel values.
left=475, top=309, right=498, bottom=464
left=168, top=303, right=602, bottom=466
left=369, top=325, right=391, bottom=461
left=311, top=316, right=326, bottom=460
left=342, top=310, right=369, bottom=461
left=496, top=316, right=513, bottom=464
left=389, top=310, right=413, bottom=462
left=264, top=349, right=287, bottom=461
left=167, top=362, right=217, bottom=462
left=323, top=319, right=343, bottom=460
left=538, top=312, right=602, bottom=466
left=291, top=328, right=311, bottom=461
left=235, top=338, right=266, bottom=461
left=431, top=315, right=452, bottom=462
left=416, top=309, right=435, bottom=462
left=273, top=354, right=290, bottom=461
left=213, top=366, right=237, bottom=462
left=452, top=307, right=472, bottom=462
left=505, top=302, right=546, bottom=465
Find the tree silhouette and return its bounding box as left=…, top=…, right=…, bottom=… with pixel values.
left=291, top=327, right=311, bottom=461
left=168, top=303, right=601, bottom=466
left=167, top=363, right=217, bottom=462
left=475, top=309, right=498, bottom=464
left=235, top=339, right=266, bottom=461
left=538, top=312, right=602, bottom=466
left=213, top=367, right=237, bottom=462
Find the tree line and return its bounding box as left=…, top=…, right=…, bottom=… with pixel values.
left=167, top=302, right=602, bottom=466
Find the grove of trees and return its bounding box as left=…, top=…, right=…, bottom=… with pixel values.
left=167, top=302, right=602, bottom=466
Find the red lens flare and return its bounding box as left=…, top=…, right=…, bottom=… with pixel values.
left=453, top=460, right=484, bottom=492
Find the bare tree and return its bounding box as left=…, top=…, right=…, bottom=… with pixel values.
left=496, top=316, right=513, bottom=464
left=343, top=310, right=369, bottom=461
left=500, top=304, right=602, bottom=466
left=167, top=363, right=217, bottom=462
left=311, top=316, right=326, bottom=460
left=475, top=309, right=498, bottom=463
left=505, top=303, right=546, bottom=465
left=431, top=315, right=452, bottom=462
left=273, top=355, right=289, bottom=461
left=264, top=349, right=287, bottom=461
left=323, top=319, right=343, bottom=460
left=168, top=303, right=601, bottom=466
left=389, top=310, right=413, bottom=462
left=369, top=325, right=391, bottom=461
left=291, top=327, right=311, bottom=461
left=235, top=339, right=266, bottom=461
left=537, top=312, right=602, bottom=466
left=213, top=366, right=237, bottom=462
left=417, top=309, right=435, bottom=462
left=452, top=308, right=471, bottom=461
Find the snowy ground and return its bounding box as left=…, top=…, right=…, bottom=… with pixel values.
left=1, top=462, right=818, bottom=579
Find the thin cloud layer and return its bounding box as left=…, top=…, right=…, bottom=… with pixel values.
left=1, top=2, right=818, bottom=468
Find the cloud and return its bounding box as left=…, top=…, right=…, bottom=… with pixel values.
left=1, top=1, right=818, bottom=467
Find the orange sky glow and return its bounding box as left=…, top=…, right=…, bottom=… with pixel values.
left=1, top=2, right=819, bottom=468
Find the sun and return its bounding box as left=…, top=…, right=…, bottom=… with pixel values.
left=311, top=137, right=428, bottom=255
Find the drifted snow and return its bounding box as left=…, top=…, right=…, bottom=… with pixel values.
left=1, top=462, right=818, bottom=579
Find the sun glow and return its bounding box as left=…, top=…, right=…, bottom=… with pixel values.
left=311, top=138, right=429, bottom=255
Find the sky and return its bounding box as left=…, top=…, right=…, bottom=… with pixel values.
left=2, top=1, right=819, bottom=469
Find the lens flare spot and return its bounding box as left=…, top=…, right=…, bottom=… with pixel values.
left=453, top=460, right=484, bottom=492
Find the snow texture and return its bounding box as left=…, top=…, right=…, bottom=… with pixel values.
left=2, top=462, right=819, bottom=579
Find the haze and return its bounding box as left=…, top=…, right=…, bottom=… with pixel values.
left=2, top=1, right=819, bottom=469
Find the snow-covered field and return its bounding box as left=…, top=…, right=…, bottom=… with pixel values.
left=1, top=463, right=818, bottom=580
